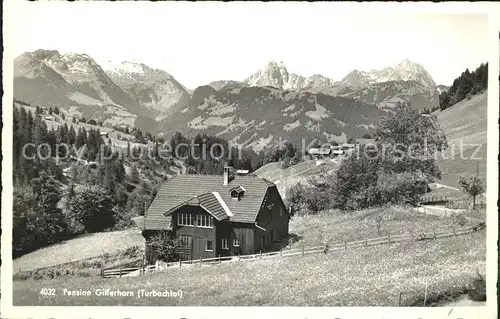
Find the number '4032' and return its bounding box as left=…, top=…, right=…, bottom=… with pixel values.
left=40, top=288, right=56, bottom=296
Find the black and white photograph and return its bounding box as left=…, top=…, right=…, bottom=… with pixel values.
left=1, top=2, right=498, bottom=318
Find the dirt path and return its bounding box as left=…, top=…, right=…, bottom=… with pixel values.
left=415, top=205, right=466, bottom=217
left=438, top=294, right=486, bottom=307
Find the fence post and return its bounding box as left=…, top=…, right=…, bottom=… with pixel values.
left=302, top=242, right=305, bottom=256
left=238, top=253, right=241, bottom=261
left=433, top=232, right=437, bottom=240
left=280, top=247, right=283, bottom=256
left=398, top=291, right=402, bottom=306
left=179, top=259, right=182, bottom=268
left=388, top=235, right=391, bottom=244
left=101, top=267, right=103, bottom=278
left=260, top=250, right=262, bottom=258
left=199, top=257, right=202, bottom=266
left=423, top=283, right=428, bottom=306
left=119, top=268, right=122, bottom=278
left=218, top=255, right=221, bottom=263
left=344, top=242, right=347, bottom=250
left=453, top=228, right=456, bottom=237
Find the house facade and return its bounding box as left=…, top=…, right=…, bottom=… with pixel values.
left=140, top=167, right=290, bottom=263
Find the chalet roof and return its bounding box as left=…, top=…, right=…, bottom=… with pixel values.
left=229, top=186, right=246, bottom=193
left=341, top=143, right=356, bottom=148
left=164, top=192, right=232, bottom=221
left=144, top=174, right=275, bottom=230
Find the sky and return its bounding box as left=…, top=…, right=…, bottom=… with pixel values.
left=8, top=2, right=491, bottom=88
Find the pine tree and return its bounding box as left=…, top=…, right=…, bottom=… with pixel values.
left=131, top=164, right=140, bottom=184
left=68, top=125, right=77, bottom=145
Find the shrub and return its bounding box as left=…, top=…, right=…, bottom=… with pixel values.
left=148, top=232, right=182, bottom=262
left=377, top=171, right=428, bottom=206
left=451, top=213, right=468, bottom=226
left=285, top=183, right=306, bottom=216
left=468, top=271, right=486, bottom=301
left=285, top=182, right=331, bottom=215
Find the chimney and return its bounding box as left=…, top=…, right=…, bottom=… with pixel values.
left=223, top=166, right=234, bottom=185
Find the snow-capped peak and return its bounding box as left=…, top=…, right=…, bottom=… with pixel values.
left=100, top=60, right=147, bottom=74
left=342, top=59, right=437, bottom=88
left=244, top=61, right=334, bottom=91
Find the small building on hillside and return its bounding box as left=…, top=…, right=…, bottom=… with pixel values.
left=236, top=169, right=250, bottom=176
left=356, top=138, right=375, bottom=146
left=308, top=147, right=332, bottom=159
left=341, top=143, right=356, bottom=150
left=100, top=131, right=109, bottom=138
left=139, top=166, right=290, bottom=263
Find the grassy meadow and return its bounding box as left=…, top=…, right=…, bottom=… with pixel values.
left=13, top=206, right=486, bottom=306
left=435, top=92, right=487, bottom=188
left=13, top=230, right=485, bottom=306
left=287, top=205, right=485, bottom=249
left=13, top=229, right=144, bottom=273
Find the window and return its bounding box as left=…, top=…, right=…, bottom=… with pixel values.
left=221, top=238, right=229, bottom=250
left=205, top=240, right=213, bottom=252
left=233, top=238, right=240, bottom=247
left=197, top=214, right=213, bottom=228
left=268, top=212, right=273, bottom=222
left=177, top=212, right=194, bottom=226
left=179, top=235, right=191, bottom=248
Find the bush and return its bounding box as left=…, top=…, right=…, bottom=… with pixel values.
left=285, top=182, right=331, bottom=215
left=148, top=232, right=182, bottom=262
left=468, top=272, right=486, bottom=301
left=451, top=213, right=468, bottom=226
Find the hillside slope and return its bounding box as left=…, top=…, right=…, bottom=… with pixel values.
left=435, top=92, right=487, bottom=187
left=158, top=86, right=386, bottom=151
left=13, top=229, right=144, bottom=273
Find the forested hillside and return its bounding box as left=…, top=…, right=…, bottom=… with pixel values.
left=438, top=63, right=488, bottom=111
left=11, top=105, right=267, bottom=258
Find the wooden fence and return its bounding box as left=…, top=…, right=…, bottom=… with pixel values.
left=101, top=223, right=484, bottom=278
left=420, top=195, right=486, bottom=209
left=102, top=264, right=156, bottom=279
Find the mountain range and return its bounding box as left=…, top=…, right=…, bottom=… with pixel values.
left=13, top=49, right=447, bottom=150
